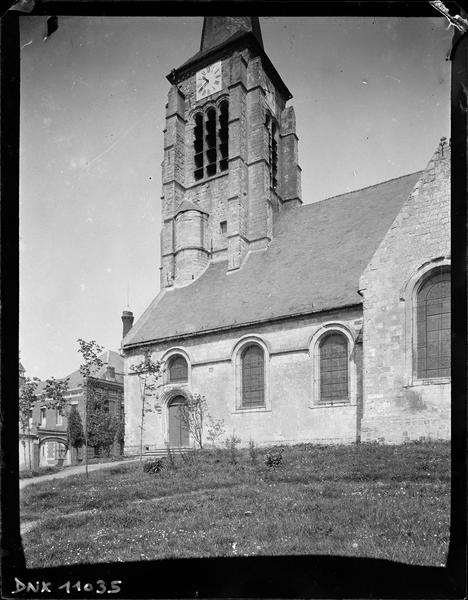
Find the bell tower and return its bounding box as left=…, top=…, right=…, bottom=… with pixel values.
left=160, top=17, right=301, bottom=288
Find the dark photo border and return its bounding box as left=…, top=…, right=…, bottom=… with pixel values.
left=2, top=1, right=466, bottom=598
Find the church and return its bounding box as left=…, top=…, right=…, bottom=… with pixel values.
left=122, top=17, right=450, bottom=454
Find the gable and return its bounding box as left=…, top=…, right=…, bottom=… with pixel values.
left=124, top=172, right=421, bottom=347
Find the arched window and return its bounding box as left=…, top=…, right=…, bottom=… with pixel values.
left=168, top=355, right=188, bottom=383
left=193, top=102, right=229, bottom=181
left=193, top=113, right=204, bottom=181
left=415, top=270, right=450, bottom=378
left=241, top=344, right=265, bottom=407
left=319, top=333, right=349, bottom=403
left=218, top=100, right=229, bottom=172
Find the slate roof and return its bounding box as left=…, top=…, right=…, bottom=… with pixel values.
left=123, top=172, right=421, bottom=348
left=200, top=17, right=263, bottom=53
left=176, top=199, right=208, bottom=216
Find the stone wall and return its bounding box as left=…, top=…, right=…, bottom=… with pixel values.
left=123, top=306, right=363, bottom=454
left=160, top=44, right=301, bottom=286
left=359, top=140, right=451, bottom=442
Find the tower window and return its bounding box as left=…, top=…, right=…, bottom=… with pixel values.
left=193, top=102, right=229, bottom=181
left=193, top=113, right=204, bottom=181
left=218, top=100, right=229, bottom=172
left=205, top=108, right=217, bottom=177
left=220, top=220, right=227, bottom=234
left=266, top=115, right=278, bottom=191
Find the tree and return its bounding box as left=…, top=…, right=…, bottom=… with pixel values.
left=129, top=350, right=163, bottom=466
left=87, top=403, right=120, bottom=457
left=19, top=376, right=39, bottom=470
left=67, top=405, right=85, bottom=461
left=43, top=376, right=69, bottom=442
left=179, top=393, right=208, bottom=449
left=41, top=376, right=70, bottom=462
left=77, top=338, right=104, bottom=477
left=43, top=376, right=69, bottom=413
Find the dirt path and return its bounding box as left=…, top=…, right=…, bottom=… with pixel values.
left=20, top=458, right=140, bottom=490
left=21, top=484, right=244, bottom=536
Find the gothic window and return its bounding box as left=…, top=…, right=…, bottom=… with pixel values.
left=193, top=102, right=229, bottom=181
left=218, top=100, right=229, bottom=172
left=319, top=333, right=349, bottom=403
left=40, top=407, right=46, bottom=427
left=205, top=108, right=217, bottom=177
left=169, top=355, right=188, bottom=383
left=55, top=408, right=63, bottom=426
left=193, top=113, right=204, bottom=181
left=241, top=344, right=265, bottom=407
left=266, top=115, right=278, bottom=191
left=415, top=270, right=450, bottom=378
left=220, top=220, right=227, bottom=234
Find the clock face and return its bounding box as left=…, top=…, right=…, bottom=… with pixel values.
left=196, top=61, right=222, bottom=100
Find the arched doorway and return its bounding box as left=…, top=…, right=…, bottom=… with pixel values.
left=38, top=437, right=69, bottom=467
left=168, top=395, right=190, bottom=448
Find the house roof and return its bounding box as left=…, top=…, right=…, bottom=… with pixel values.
left=123, top=171, right=421, bottom=348
left=36, top=350, right=124, bottom=395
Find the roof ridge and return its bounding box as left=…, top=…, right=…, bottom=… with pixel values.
left=305, top=170, right=423, bottom=208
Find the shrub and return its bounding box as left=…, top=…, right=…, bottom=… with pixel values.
left=207, top=416, right=226, bottom=447
left=143, top=459, right=164, bottom=474
left=265, top=447, right=284, bottom=469
left=180, top=451, right=196, bottom=466
left=248, top=440, right=259, bottom=465
left=225, top=433, right=241, bottom=465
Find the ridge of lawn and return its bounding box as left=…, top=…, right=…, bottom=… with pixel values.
left=20, top=441, right=450, bottom=568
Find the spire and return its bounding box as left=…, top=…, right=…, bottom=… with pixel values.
left=200, top=17, right=263, bottom=53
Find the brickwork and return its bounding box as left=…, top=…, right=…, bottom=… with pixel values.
left=359, top=140, right=451, bottom=442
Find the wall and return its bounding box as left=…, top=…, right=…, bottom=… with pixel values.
left=124, top=306, right=363, bottom=454
left=359, top=141, right=451, bottom=442
left=160, top=43, right=300, bottom=286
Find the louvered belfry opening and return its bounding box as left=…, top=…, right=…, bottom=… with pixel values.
left=241, top=344, right=265, bottom=407
left=193, top=113, right=204, bottom=180
left=415, top=271, right=451, bottom=378
left=169, top=355, right=188, bottom=382
left=205, top=108, right=217, bottom=177
left=193, top=103, right=229, bottom=182
left=270, top=121, right=278, bottom=190
left=319, top=333, right=349, bottom=403
left=218, top=100, right=229, bottom=172
left=266, top=114, right=278, bottom=190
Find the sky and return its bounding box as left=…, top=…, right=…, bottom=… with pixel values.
left=19, top=15, right=451, bottom=380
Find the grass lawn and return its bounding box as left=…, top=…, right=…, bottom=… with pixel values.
left=20, top=441, right=450, bottom=568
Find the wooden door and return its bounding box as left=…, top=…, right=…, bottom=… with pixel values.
left=168, top=396, right=190, bottom=447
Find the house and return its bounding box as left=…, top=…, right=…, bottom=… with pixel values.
left=19, top=350, right=125, bottom=470
left=121, top=17, right=450, bottom=453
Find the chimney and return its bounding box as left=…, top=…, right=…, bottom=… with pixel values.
left=121, top=308, right=134, bottom=338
